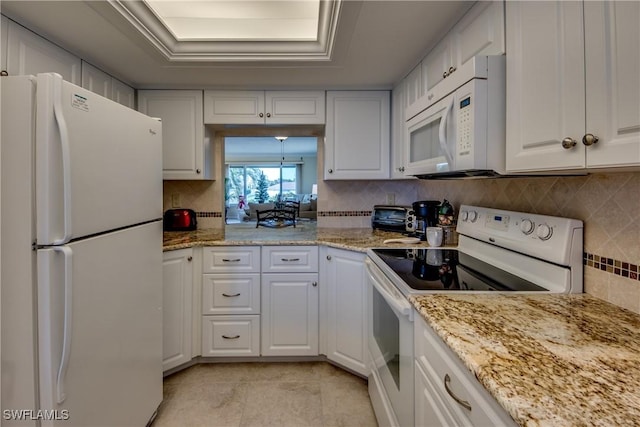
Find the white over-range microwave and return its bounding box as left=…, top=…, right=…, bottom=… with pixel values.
left=404, top=56, right=506, bottom=178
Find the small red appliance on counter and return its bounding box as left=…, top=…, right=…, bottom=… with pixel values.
left=163, top=209, right=197, bottom=231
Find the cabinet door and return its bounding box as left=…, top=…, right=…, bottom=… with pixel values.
left=265, top=91, right=325, bottom=124
left=391, top=81, right=412, bottom=179
left=138, top=90, right=209, bottom=180
left=203, top=90, right=265, bottom=124
left=404, top=63, right=424, bottom=120
left=1, top=15, right=8, bottom=73
left=324, top=248, right=368, bottom=376
left=261, top=273, right=319, bottom=356
left=415, top=362, right=460, bottom=427
left=505, top=1, right=586, bottom=172
left=162, top=249, right=193, bottom=372
left=453, top=1, right=505, bottom=68
left=584, top=1, right=640, bottom=168
left=325, top=91, right=391, bottom=180
left=422, top=38, right=454, bottom=95
left=7, top=21, right=81, bottom=84
left=112, top=78, right=135, bottom=109
left=81, top=61, right=112, bottom=99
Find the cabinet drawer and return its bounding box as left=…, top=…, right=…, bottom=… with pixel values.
left=261, top=246, right=318, bottom=273
left=202, top=247, right=260, bottom=273
left=202, top=315, right=260, bottom=357
left=414, top=316, right=517, bottom=427
left=202, top=274, right=260, bottom=315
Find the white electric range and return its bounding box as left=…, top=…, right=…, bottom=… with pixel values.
left=365, top=205, right=583, bottom=427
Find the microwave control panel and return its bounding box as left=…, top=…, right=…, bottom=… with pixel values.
left=457, top=96, right=472, bottom=156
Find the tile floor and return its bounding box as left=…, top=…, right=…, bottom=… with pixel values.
left=152, top=362, right=379, bottom=427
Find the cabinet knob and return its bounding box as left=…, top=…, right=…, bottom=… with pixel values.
left=196, top=169, right=201, bottom=174
left=266, top=113, right=271, bottom=118
left=312, top=282, right=318, bottom=287
left=187, top=256, right=193, bottom=262
left=326, top=255, right=332, bottom=260
left=443, top=70, right=448, bottom=79
left=582, top=133, right=599, bottom=146
left=259, top=112, right=264, bottom=118
left=0, top=70, right=8, bottom=76
left=328, top=169, right=333, bottom=174
left=561, top=137, right=577, bottom=149
left=448, top=66, right=456, bottom=75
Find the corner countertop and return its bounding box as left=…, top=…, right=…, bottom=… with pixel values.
left=163, top=223, right=433, bottom=252
left=409, top=293, right=640, bottom=427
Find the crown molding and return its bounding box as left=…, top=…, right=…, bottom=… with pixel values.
left=108, top=0, right=342, bottom=62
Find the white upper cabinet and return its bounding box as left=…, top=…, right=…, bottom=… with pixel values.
left=1, top=15, right=8, bottom=73
left=506, top=1, right=639, bottom=172
left=111, top=78, right=135, bottom=109
left=325, top=91, right=391, bottom=180
left=583, top=1, right=640, bottom=169
left=203, top=90, right=325, bottom=125
left=6, top=20, right=81, bottom=84
left=138, top=90, right=213, bottom=180
left=391, top=81, right=414, bottom=179
left=81, top=61, right=112, bottom=99
left=408, top=1, right=505, bottom=119
left=404, top=63, right=424, bottom=120
left=82, top=60, right=136, bottom=110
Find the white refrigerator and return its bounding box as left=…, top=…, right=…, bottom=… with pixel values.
left=1, top=73, right=163, bottom=426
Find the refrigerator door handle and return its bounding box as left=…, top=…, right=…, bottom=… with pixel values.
left=53, top=246, right=73, bottom=404
left=51, top=76, right=73, bottom=245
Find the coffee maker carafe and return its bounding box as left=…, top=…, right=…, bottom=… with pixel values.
left=411, top=200, right=441, bottom=240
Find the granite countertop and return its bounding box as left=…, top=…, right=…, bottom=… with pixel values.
left=163, top=224, right=432, bottom=252
left=409, top=294, right=640, bottom=427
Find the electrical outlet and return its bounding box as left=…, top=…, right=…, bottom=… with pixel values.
left=386, top=193, right=395, bottom=205
left=171, top=193, right=181, bottom=207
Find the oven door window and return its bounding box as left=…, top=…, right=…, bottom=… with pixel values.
left=372, top=285, right=401, bottom=389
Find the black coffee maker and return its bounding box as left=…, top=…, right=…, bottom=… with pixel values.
left=411, top=200, right=441, bottom=240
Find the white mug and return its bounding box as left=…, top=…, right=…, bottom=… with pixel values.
left=426, top=227, right=444, bottom=247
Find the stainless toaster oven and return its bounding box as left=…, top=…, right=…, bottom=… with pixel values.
left=371, top=205, right=411, bottom=232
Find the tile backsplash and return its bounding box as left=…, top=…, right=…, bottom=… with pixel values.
left=318, top=172, right=640, bottom=313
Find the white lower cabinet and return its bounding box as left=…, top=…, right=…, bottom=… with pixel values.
left=202, top=315, right=260, bottom=357
left=162, top=248, right=194, bottom=372
left=321, top=247, right=368, bottom=376
left=201, top=247, right=261, bottom=357
left=414, top=315, right=517, bottom=427
left=261, top=246, right=319, bottom=356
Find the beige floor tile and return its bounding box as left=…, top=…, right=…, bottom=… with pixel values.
left=240, top=382, right=323, bottom=427
left=320, top=379, right=378, bottom=427
left=153, top=362, right=377, bottom=427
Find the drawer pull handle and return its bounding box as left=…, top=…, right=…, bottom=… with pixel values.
left=281, top=258, right=300, bottom=262
left=222, top=258, right=241, bottom=262
left=222, top=293, right=241, bottom=297
left=444, top=374, right=472, bottom=411
left=222, top=335, right=240, bottom=340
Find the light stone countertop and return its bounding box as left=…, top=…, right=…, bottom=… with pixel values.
left=409, top=294, right=640, bottom=427
left=163, top=223, right=431, bottom=252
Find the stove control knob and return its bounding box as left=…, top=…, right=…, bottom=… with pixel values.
left=536, top=223, right=553, bottom=240
left=520, top=219, right=535, bottom=235
left=460, top=211, right=469, bottom=222
left=468, top=210, right=478, bottom=222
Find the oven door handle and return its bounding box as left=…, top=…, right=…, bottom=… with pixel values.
left=366, top=261, right=412, bottom=318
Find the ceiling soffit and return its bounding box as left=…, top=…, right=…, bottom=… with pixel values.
left=109, top=0, right=342, bottom=62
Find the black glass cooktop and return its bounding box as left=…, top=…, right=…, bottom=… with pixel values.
left=371, top=248, right=547, bottom=292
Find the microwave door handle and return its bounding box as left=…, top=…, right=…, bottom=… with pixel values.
left=438, top=97, right=455, bottom=168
